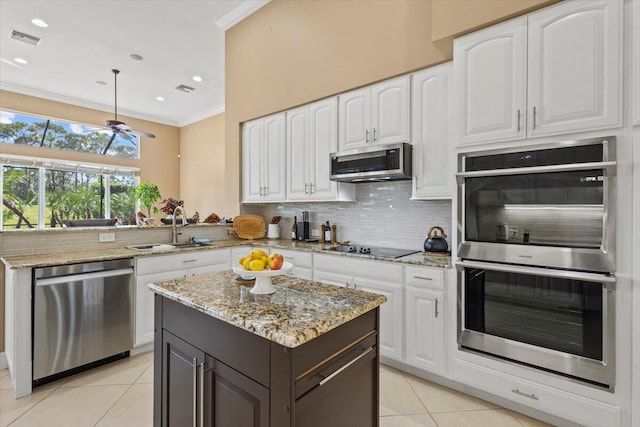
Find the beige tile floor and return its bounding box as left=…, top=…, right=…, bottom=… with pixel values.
left=0, top=353, right=552, bottom=427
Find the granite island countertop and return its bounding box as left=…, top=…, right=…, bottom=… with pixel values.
left=148, top=269, right=387, bottom=348
left=2, top=238, right=451, bottom=269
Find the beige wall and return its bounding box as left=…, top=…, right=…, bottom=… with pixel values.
left=0, top=90, right=181, bottom=212
left=179, top=113, right=229, bottom=220
left=224, top=0, right=557, bottom=216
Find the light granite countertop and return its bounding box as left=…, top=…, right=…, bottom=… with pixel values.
left=149, top=269, right=386, bottom=348
left=1, top=238, right=451, bottom=269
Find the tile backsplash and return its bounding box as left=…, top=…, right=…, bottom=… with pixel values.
left=241, top=182, right=452, bottom=251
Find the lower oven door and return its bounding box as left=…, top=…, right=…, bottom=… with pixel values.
left=457, top=260, right=615, bottom=389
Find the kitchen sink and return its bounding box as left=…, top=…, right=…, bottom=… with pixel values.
left=127, top=242, right=204, bottom=252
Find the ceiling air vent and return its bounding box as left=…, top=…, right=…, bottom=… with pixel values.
left=175, top=84, right=195, bottom=93
left=11, top=29, right=41, bottom=46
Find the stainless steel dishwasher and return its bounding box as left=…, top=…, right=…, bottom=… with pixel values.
left=33, top=258, right=134, bottom=385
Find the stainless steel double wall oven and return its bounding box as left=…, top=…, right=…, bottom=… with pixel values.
left=456, top=137, right=616, bottom=389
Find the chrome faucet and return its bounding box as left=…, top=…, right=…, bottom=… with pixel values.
left=172, top=206, right=187, bottom=244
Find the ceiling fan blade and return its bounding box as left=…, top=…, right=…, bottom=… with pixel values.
left=130, top=129, right=156, bottom=139
left=118, top=130, right=135, bottom=142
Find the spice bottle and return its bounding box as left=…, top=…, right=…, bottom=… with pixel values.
left=331, top=224, right=337, bottom=245
left=324, top=221, right=331, bottom=242
left=320, top=224, right=326, bottom=243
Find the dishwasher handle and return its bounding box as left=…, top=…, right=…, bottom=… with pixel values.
left=35, top=267, right=134, bottom=287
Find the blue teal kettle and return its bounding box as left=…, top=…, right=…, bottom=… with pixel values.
left=423, top=226, right=449, bottom=253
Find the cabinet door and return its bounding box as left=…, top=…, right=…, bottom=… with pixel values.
left=308, top=97, right=339, bottom=200
left=205, top=357, right=269, bottom=427
left=411, top=63, right=454, bottom=200
left=286, top=105, right=311, bottom=200
left=136, top=270, right=186, bottom=346
left=527, top=0, right=622, bottom=137
left=454, top=17, right=527, bottom=146
left=405, top=286, right=444, bottom=374
left=338, top=87, right=371, bottom=151
left=371, top=75, right=410, bottom=145
left=162, top=332, right=205, bottom=427
left=356, top=278, right=404, bottom=361
left=263, top=113, right=286, bottom=201
left=242, top=118, right=264, bottom=202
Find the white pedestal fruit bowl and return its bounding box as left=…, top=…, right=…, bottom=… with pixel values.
left=232, top=262, right=293, bottom=294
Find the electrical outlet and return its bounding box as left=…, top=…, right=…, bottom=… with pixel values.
left=509, top=226, right=518, bottom=238
left=99, top=233, right=115, bottom=242
left=311, top=229, right=320, bottom=237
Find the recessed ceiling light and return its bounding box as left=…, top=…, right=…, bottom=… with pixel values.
left=31, top=18, right=48, bottom=28
left=96, top=80, right=107, bottom=85
left=14, top=57, right=28, bottom=64
left=192, top=75, right=203, bottom=82
left=129, top=53, right=143, bottom=61
left=156, top=96, right=165, bottom=102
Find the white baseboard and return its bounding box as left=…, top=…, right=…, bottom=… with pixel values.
left=130, top=342, right=153, bottom=356
left=0, top=352, right=7, bottom=370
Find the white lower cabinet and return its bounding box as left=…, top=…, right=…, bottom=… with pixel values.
left=405, top=286, right=444, bottom=375
left=313, top=253, right=404, bottom=361
left=277, top=248, right=313, bottom=280
left=454, top=358, right=620, bottom=427
left=135, top=249, right=231, bottom=346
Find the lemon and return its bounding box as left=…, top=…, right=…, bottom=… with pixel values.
left=249, top=259, right=265, bottom=271
left=250, top=248, right=266, bottom=259
left=238, top=256, right=248, bottom=266
left=242, top=258, right=252, bottom=270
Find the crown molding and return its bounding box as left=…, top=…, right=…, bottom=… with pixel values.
left=0, top=82, right=180, bottom=127
left=215, top=1, right=270, bottom=31
left=178, top=106, right=226, bottom=127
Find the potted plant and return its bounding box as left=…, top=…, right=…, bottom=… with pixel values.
left=134, top=181, right=161, bottom=224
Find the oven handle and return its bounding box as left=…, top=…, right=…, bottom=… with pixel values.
left=456, top=161, right=616, bottom=183
left=455, top=260, right=615, bottom=288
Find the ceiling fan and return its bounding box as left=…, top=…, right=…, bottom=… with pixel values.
left=101, top=68, right=155, bottom=155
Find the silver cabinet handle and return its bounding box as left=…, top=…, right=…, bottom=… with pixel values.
left=345, top=281, right=351, bottom=289
left=198, top=362, right=204, bottom=427
left=309, top=182, right=314, bottom=194
left=517, top=109, right=521, bottom=132
left=365, top=128, right=369, bottom=143
left=512, top=388, right=539, bottom=400
left=304, top=183, right=309, bottom=194
left=284, top=256, right=294, bottom=260
left=532, top=106, right=537, bottom=129
left=319, top=347, right=374, bottom=386
left=435, top=298, right=439, bottom=318
left=259, top=186, right=263, bottom=196
left=413, top=275, right=433, bottom=281
left=373, top=128, right=377, bottom=142
left=263, top=186, right=268, bottom=196
left=183, top=259, right=198, bottom=263
left=192, top=358, right=197, bottom=427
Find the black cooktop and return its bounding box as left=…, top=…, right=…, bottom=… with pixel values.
left=322, top=244, right=419, bottom=259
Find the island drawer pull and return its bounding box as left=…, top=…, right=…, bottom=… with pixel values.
left=511, top=388, right=539, bottom=400
left=319, top=347, right=373, bottom=386
left=183, top=259, right=198, bottom=263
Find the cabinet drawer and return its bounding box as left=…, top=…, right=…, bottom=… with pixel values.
left=137, top=249, right=230, bottom=275
left=404, top=266, right=443, bottom=290
left=284, top=266, right=313, bottom=281
left=453, top=359, right=620, bottom=427
left=313, top=254, right=402, bottom=282
left=277, top=249, right=312, bottom=269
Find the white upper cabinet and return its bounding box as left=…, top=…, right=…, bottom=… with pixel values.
left=339, top=75, right=410, bottom=151
left=454, top=0, right=622, bottom=146
left=454, top=18, right=527, bottom=146
left=242, top=112, right=286, bottom=203
left=411, top=62, right=455, bottom=200
left=527, top=0, right=622, bottom=137
left=634, top=0, right=640, bottom=127
left=286, top=98, right=355, bottom=202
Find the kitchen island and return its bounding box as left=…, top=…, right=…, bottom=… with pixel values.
left=149, top=270, right=386, bottom=427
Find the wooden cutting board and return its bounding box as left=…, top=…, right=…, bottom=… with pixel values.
left=232, top=215, right=266, bottom=239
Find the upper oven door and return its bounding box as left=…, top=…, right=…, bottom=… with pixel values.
left=457, top=137, right=616, bottom=272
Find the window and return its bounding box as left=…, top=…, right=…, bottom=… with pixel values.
left=1, top=155, right=139, bottom=229
left=0, top=110, right=139, bottom=159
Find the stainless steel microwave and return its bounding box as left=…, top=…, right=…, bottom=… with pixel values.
left=330, top=143, right=412, bottom=183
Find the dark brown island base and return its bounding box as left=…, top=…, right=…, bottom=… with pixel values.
left=149, top=270, right=386, bottom=427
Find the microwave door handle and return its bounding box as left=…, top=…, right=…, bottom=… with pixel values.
left=456, top=161, right=616, bottom=179
left=455, top=260, right=615, bottom=287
